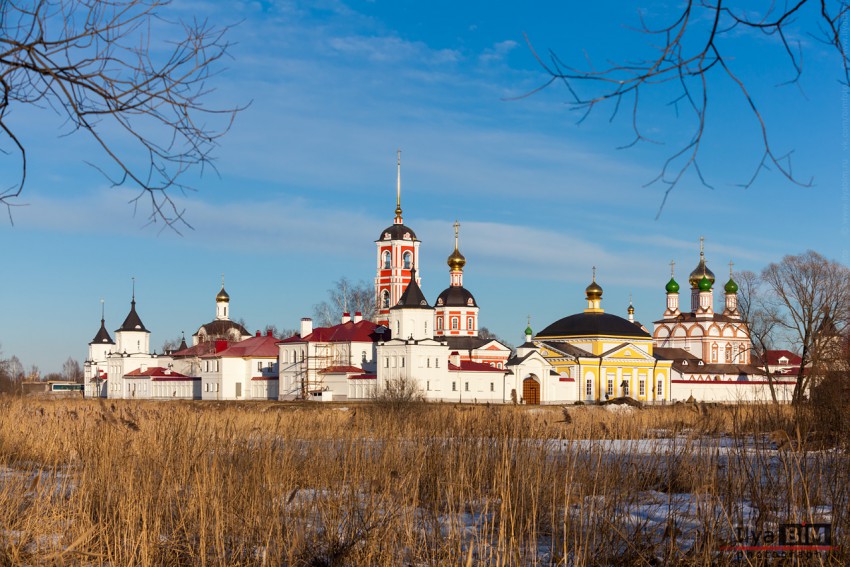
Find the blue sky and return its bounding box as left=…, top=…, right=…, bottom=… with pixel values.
left=1, top=0, right=847, bottom=373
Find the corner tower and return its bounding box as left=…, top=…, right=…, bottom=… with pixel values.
left=375, top=150, right=421, bottom=326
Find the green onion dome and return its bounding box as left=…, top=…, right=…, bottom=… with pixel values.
left=724, top=278, right=738, bottom=294
left=698, top=275, right=712, bottom=292
left=665, top=277, right=680, bottom=293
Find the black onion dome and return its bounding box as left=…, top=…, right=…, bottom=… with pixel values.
left=436, top=286, right=477, bottom=307
left=378, top=224, right=417, bottom=241
left=537, top=312, right=650, bottom=339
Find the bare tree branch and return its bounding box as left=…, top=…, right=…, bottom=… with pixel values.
left=0, top=0, right=244, bottom=228
left=522, top=1, right=846, bottom=214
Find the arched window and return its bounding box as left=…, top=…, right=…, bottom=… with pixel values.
left=451, top=317, right=459, bottom=330
left=383, top=251, right=391, bottom=269
left=396, top=321, right=400, bottom=336
left=403, top=251, right=412, bottom=270
left=711, top=343, right=718, bottom=363
left=437, top=317, right=443, bottom=330
left=381, top=290, right=390, bottom=308
left=467, top=317, right=473, bottom=330
left=424, top=321, right=428, bottom=336
left=725, top=343, right=732, bottom=362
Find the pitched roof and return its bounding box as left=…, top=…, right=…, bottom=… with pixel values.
left=653, top=312, right=741, bottom=325
left=319, top=365, right=366, bottom=374
left=764, top=349, right=803, bottom=365
left=391, top=269, right=431, bottom=310
left=448, top=360, right=504, bottom=372
left=91, top=319, right=115, bottom=345
left=117, top=300, right=148, bottom=333
left=289, top=320, right=386, bottom=344
left=215, top=334, right=279, bottom=358
left=171, top=341, right=225, bottom=358
left=124, top=367, right=198, bottom=380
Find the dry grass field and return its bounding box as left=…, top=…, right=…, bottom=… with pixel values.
left=0, top=396, right=846, bottom=565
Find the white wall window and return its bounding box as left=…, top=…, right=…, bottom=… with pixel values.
left=464, top=382, right=469, bottom=391
left=437, top=317, right=443, bottom=330
left=657, top=380, right=663, bottom=396
left=586, top=379, right=592, bottom=397
left=426, top=381, right=430, bottom=391
left=451, top=318, right=459, bottom=330
left=607, top=379, right=613, bottom=395
left=467, top=317, right=473, bottom=330
left=639, top=379, right=645, bottom=396
left=452, top=382, right=456, bottom=391
left=490, top=382, right=494, bottom=392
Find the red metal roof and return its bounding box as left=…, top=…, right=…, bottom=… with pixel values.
left=448, top=360, right=504, bottom=373
left=211, top=334, right=280, bottom=358
left=764, top=349, right=802, bottom=366
left=319, top=365, right=366, bottom=374
left=283, top=320, right=385, bottom=344
left=124, top=367, right=198, bottom=381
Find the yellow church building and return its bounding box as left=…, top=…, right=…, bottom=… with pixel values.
left=507, top=272, right=673, bottom=404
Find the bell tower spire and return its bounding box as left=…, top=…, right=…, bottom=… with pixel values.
left=394, top=148, right=403, bottom=224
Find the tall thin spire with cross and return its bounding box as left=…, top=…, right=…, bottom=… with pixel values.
left=394, top=149, right=403, bottom=223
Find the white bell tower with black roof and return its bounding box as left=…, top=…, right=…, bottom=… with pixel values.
left=114, top=278, right=151, bottom=355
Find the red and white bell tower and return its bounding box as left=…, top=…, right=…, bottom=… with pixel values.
left=375, top=150, right=421, bottom=327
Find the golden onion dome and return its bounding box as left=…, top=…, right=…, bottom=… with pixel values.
left=585, top=279, right=603, bottom=301
left=447, top=247, right=466, bottom=271
left=688, top=256, right=715, bottom=289
left=216, top=286, right=230, bottom=303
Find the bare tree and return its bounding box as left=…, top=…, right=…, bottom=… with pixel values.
left=478, top=326, right=513, bottom=349
left=0, top=0, right=241, bottom=228
left=313, top=277, right=376, bottom=327
left=62, top=357, right=83, bottom=383
left=760, top=251, right=850, bottom=403
left=737, top=270, right=782, bottom=403
left=526, top=2, right=848, bottom=214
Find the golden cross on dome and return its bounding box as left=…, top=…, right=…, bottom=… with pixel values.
left=728, top=260, right=734, bottom=277
left=454, top=220, right=460, bottom=247
left=699, top=236, right=705, bottom=256
left=221, top=273, right=225, bottom=287
left=592, top=266, right=597, bottom=281
left=670, top=259, right=676, bottom=277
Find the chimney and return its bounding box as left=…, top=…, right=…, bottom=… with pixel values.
left=341, top=312, right=351, bottom=324
left=353, top=311, right=362, bottom=323
left=300, top=317, right=313, bottom=337
left=266, top=329, right=273, bottom=337
left=256, top=330, right=261, bottom=337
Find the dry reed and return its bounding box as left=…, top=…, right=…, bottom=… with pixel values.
left=0, top=396, right=845, bottom=566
